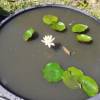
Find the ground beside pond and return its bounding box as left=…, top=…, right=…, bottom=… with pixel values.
left=0, top=0, right=100, bottom=19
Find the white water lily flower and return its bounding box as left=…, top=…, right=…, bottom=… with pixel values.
left=41, top=35, right=55, bottom=48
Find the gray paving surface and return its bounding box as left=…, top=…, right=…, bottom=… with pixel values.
left=0, top=85, right=23, bottom=100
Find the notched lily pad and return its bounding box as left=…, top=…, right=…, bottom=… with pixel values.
left=43, top=15, right=58, bottom=25
left=72, top=24, right=88, bottom=33
left=23, top=28, right=35, bottom=41
left=51, top=21, right=66, bottom=32
left=67, top=66, right=84, bottom=80
left=62, top=71, right=81, bottom=89
left=42, top=62, right=64, bottom=83
left=62, top=66, right=85, bottom=89
left=80, top=76, right=99, bottom=97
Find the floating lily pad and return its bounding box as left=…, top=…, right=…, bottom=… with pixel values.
left=43, top=15, right=58, bottom=25
left=67, top=66, right=84, bottom=80
left=80, top=76, right=99, bottom=97
left=76, top=34, right=93, bottom=43
left=42, top=63, right=64, bottom=83
left=72, top=24, right=88, bottom=33
left=62, top=70, right=81, bottom=89
left=51, top=21, right=66, bottom=31
left=62, top=66, right=84, bottom=89
left=23, top=28, right=35, bottom=41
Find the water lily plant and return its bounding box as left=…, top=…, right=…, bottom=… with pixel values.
left=41, top=35, right=55, bottom=48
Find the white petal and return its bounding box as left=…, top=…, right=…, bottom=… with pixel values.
left=44, top=35, right=48, bottom=40
left=47, top=35, right=50, bottom=39
left=48, top=44, right=51, bottom=48
left=41, top=40, right=45, bottom=43
left=49, top=35, right=52, bottom=39
left=45, top=42, right=49, bottom=46
left=51, top=37, right=55, bottom=42
left=51, top=43, right=55, bottom=46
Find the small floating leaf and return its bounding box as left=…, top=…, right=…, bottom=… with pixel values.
left=80, top=76, right=99, bottom=97
left=76, top=34, right=93, bottom=43
left=23, top=28, right=35, bottom=41
left=43, top=15, right=58, bottom=25
left=62, top=66, right=84, bottom=89
left=51, top=21, right=66, bottom=31
left=68, top=66, right=84, bottom=80
left=42, top=63, right=64, bottom=83
left=62, top=71, right=81, bottom=89
left=72, top=24, right=88, bottom=33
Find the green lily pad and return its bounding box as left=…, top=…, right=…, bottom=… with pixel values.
left=51, top=21, right=66, bottom=31
left=72, top=24, right=88, bottom=33
left=80, top=76, right=99, bottom=97
left=62, top=71, right=81, bottom=89
left=67, top=66, right=84, bottom=80
left=43, top=15, right=58, bottom=25
left=42, top=63, right=64, bottom=83
left=76, top=34, right=93, bottom=43
left=23, top=28, right=35, bottom=41
left=62, top=66, right=84, bottom=89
